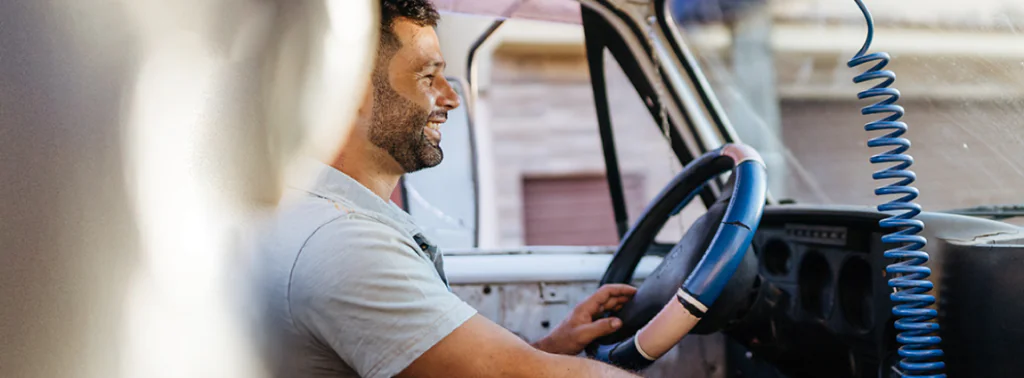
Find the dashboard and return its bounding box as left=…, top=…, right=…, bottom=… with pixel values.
left=725, top=205, right=1024, bottom=377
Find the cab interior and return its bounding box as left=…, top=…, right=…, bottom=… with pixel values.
left=395, top=1, right=1024, bottom=377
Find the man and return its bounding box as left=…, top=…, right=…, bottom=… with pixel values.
left=252, top=1, right=642, bottom=377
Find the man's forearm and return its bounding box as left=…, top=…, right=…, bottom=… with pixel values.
left=536, top=352, right=641, bottom=378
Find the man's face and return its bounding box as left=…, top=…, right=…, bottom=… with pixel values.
left=368, top=18, right=460, bottom=173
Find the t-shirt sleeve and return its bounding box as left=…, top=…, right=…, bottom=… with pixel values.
left=288, top=216, right=477, bottom=378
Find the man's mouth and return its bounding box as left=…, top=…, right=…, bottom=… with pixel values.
left=424, top=119, right=445, bottom=145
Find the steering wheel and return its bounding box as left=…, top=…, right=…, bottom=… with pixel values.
left=585, top=143, right=767, bottom=370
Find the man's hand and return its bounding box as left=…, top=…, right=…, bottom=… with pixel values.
left=532, top=284, right=638, bottom=355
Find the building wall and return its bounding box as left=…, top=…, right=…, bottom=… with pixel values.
left=780, top=99, right=1024, bottom=210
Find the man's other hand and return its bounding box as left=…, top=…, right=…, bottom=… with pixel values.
left=532, top=284, right=638, bottom=355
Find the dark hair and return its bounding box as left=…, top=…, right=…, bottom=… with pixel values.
left=379, top=0, right=440, bottom=55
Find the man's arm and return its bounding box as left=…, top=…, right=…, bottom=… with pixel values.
left=291, top=216, right=637, bottom=378
left=398, top=314, right=640, bottom=378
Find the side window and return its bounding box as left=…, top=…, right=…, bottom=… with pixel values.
left=483, top=21, right=616, bottom=248
left=481, top=19, right=706, bottom=248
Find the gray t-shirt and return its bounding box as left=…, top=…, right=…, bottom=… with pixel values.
left=250, top=161, right=477, bottom=378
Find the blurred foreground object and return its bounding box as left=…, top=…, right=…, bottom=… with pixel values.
left=0, top=1, right=375, bottom=377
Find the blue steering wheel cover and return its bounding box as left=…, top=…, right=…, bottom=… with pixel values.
left=682, top=159, right=767, bottom=305
left=594, top=343, right=614, bottom=363
left=668, top=184, right=705, bottom=217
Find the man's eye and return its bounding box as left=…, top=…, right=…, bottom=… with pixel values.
left=422, top=75, right=435, bottom=83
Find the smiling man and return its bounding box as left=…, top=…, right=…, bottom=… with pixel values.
left=252, top=1, right=640, bottom=377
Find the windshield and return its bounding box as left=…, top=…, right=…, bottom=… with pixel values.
left=671, top=0, right=1024, bottom=216
left=433, top=0, right=581, bottom=24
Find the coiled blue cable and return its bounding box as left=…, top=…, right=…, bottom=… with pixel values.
left=846, top=1, right=946, bottom=376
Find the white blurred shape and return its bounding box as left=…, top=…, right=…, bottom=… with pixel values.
left=120, top=0, right=376, bottom=376
left=0, top=0, right=373, bottom=377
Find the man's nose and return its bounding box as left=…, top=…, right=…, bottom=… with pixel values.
left=435, top=76, right=460, bottom=111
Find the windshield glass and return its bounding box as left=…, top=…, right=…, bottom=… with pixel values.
left=671, top=0, right=1024, bottom=217
left=602, top=51, right=709, bottom=244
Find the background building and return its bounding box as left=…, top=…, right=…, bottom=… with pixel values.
left=437, top=0, right=1024, bottom=249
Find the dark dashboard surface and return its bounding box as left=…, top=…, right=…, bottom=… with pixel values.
left=726, top=205, right=1024, bottom=377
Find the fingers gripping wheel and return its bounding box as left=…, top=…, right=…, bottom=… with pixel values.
left=585, top=144, right=767, bottom=370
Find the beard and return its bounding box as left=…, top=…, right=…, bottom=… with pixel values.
left=368, top=75, right=444, bottom=173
